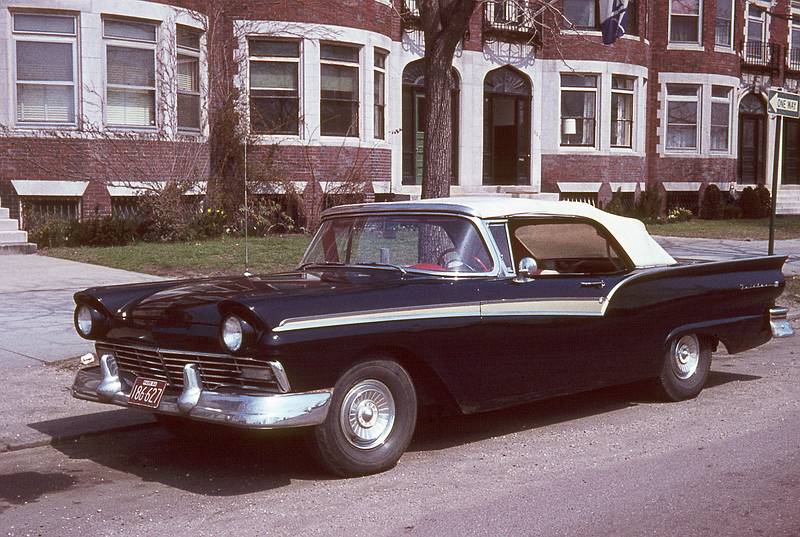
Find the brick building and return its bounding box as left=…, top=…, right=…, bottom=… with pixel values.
left=1, top=0, right=799, bottom=235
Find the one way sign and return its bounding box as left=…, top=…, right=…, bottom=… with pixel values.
left=768, top=89, right=800, bottom=118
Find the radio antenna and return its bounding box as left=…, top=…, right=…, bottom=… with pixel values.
left=243, top=139, right=251, bottom=277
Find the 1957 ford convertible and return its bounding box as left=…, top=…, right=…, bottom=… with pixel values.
left=71, top=197, right=794, bottom=476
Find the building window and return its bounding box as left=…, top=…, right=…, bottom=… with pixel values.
left=12, top=13, right=77, bottom=125
left=374, top=50, right=387, bottom=140
left=611, top=76, right=634, bottom=148
left=710, top=86, right=731, bottom=152
left=320, top=44, right=360, bottom=137
left=563, top=0, right=638, bottom=35
left=104, top=19, right=158, bottom=127
left=248, top=40, right=300, bottom=135
left=744, top=6, right=769, bottom=63
left=176, top=26, right=201, bottom=131
left=560, top=74, right=597, bottom=147
left=790, top=19, right=800, bottom=71
left=715, top=0, right=733, bottom=47
left=670, top=0, right=702, bottom=44
left=665, top=84, right=700, bottom=151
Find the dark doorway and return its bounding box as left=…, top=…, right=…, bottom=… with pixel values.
left=738, top=93, right=767, bottom=185
left=483, top=67, right=532, bottom=186
left=401, top=61, right=459, bottom=186
left=783, top=119, right=800, bottom=185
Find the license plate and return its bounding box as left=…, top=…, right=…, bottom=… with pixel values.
left=128, top=378, right=168, bottom=409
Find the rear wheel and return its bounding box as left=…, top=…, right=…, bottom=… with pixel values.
left=655, top=333, right=712, bottom=401
left=311, top=360, right=417, bottom=477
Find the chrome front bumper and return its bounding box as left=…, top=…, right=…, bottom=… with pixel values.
left=72, top=355, right=333, bottom=429
left=769, top=307, right=795, bottom=338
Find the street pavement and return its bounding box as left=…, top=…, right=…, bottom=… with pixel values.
left=653, top=236, right=800, bottom=275
left=0, top=335, right=797, bottom=536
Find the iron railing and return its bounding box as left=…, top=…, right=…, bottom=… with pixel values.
left=483, top=1, right=540, bottom=44
left=787, top=47, right=800, bottom=72
left=742, top=40, right=781, bottom=69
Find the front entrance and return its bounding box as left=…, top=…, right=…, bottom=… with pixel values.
left=483, top=67, right=532, bottom=186
left=401, top=61, right=459, bottom=186
left=738, top=93, right=767, bottom=185
left=782, top=119, right=800, bottom=185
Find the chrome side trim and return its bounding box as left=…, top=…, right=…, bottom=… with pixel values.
left=72, top=366, right=332, bottom=429
left=273, top=302, right=483, bottom=332
left=481, top=297, right=605, bottom=317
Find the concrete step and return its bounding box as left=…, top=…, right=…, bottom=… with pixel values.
left=0, top=242, right=37, bottom=255
left=0, top=207, right=8, bottom=219
left=0, top=230, right=28, bottom=244
left=0, top=219, right=20, bottom=231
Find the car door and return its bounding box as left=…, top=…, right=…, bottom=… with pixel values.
left=471, top=217, right=635, bottom=408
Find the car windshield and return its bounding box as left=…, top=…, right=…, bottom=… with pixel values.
left=301, top=214, right=495, bottom=274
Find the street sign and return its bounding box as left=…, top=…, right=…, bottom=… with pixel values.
left=767, top=90, right=800, bottom=118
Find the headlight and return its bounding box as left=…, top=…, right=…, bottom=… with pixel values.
left=222, top=315, right=244, bottom=352
left=74, top=304, right=108, bottom=339
left=76, top=305, right=94, bottom=337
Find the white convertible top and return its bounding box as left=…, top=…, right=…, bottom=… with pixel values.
left=324, top=196, right=677, bottom=268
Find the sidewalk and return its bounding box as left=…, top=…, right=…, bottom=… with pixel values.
left=0, top=255, right=163, bottom=451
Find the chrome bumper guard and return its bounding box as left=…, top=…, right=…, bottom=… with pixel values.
left=769, top=307, right=795, bottom=338
left=72, top=355, right=333, bottom=429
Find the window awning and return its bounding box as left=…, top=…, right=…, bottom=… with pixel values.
left=107, top=181, right=207, bottom=196
left=662, top=182, right=702, bottom=192
left=11, top=180, right=89, bottom=197
left=557, top=182, right=603, bottom=193
left=609, top=182, right=642, bottom=193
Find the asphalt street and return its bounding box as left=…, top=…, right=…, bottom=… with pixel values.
left=1, top=335, right=798, bottom=536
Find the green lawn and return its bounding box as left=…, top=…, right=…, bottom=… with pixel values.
left=42, top=234, right=312, bottom=278
left=647, top=217, right=800, bottom=241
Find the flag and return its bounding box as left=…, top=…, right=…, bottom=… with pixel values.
left=600, top=0, right=629, bottom=45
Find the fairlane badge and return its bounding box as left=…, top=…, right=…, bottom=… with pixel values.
left=739, top=281, right=780, bottom=290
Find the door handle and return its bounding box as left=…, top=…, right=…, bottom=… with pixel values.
left=580, top=280, right=606, bottom=288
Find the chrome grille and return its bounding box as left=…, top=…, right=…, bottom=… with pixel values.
left=96, top=342, right=277, bottom=391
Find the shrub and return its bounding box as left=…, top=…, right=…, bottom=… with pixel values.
left=634, top=188, right=663, bottom=221
left=27, top=218, right=72, bottom=248
left=191, top=208, right=228, bottom=239
left=700, top=184, right=724, bottom=220
left=723, top=203, right=743, bottom=220
left=739, top=187, right=761, bottom=218
left=234, top=197, right=297, bottom=236
left=605, top=188, right=633, bottom=216
left=755, top=185, right=772, bottom=218
left=667, top=207, right=693, bottom=223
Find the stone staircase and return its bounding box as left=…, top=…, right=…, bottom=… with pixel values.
left=0, top=200, right=37, bottom=255
left=776, top=186, right=800, bottom=215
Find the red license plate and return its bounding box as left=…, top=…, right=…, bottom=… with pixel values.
left=128, top=378, right=168, bottom=409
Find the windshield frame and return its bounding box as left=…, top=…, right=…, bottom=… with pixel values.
left=299, top=211, right=502, bottom=278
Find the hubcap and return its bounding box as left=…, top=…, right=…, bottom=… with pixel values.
left=340, top=379, right=396, bottom=450
left=673, top=334, right=700, bottom=380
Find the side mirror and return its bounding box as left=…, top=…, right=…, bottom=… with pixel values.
left=515, top=257, right=538, bottom=282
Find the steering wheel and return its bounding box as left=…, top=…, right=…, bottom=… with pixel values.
left=436, top=248, right=488, bottom=272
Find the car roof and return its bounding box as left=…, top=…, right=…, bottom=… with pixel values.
left=322, top=196, right=677, bottom=268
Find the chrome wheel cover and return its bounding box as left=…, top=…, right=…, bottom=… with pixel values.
left=339, top=379, right=396, bottom=450
left=673, top=334, right=700, bottom=380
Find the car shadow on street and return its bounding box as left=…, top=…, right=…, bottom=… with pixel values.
left=410, top=369, right=762, bottom=453
left=41, top=369, right=760, bottom=496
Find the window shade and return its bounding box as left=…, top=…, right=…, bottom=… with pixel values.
left=16, top=42, right=73, bottom=82
left=13, top=14, right=75, bottom=34
left=108, top=89, right=155, bottom=126
left=104, top=19, right=157, bottom=42
left=17, top=85, right=74, bottom=122
left=321, top=64, right=358, bottom=96
left=107, top=46, right=155, bottom=87
left=250, top=61, right=297, bottom=91
left=177, top=55, right=199, bottom=92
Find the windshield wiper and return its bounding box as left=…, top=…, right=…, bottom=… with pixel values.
left=297, top=261, right=347, bottom=270
left=354, top=262, right=408, bottom=275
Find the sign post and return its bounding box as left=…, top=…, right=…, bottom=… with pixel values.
left=766, top=90, right=800, bottom=255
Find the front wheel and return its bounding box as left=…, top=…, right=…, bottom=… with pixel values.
left=655, top=333, right=712, bottom=401
left=311, top=360, right=417, bottom=477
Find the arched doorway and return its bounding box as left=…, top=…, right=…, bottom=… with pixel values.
left=738, top=93, right=767, bottom=185
left=401, top=61, right=460, bottom=185
left=483, top=67, right=531, bottom=186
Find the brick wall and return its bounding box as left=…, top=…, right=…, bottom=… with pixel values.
left=246, top=144, right=391, bottom=183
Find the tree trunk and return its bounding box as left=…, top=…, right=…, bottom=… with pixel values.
left=418, top=0, right=477, bottom=200
left=421, top=52, right=453, bottom=199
